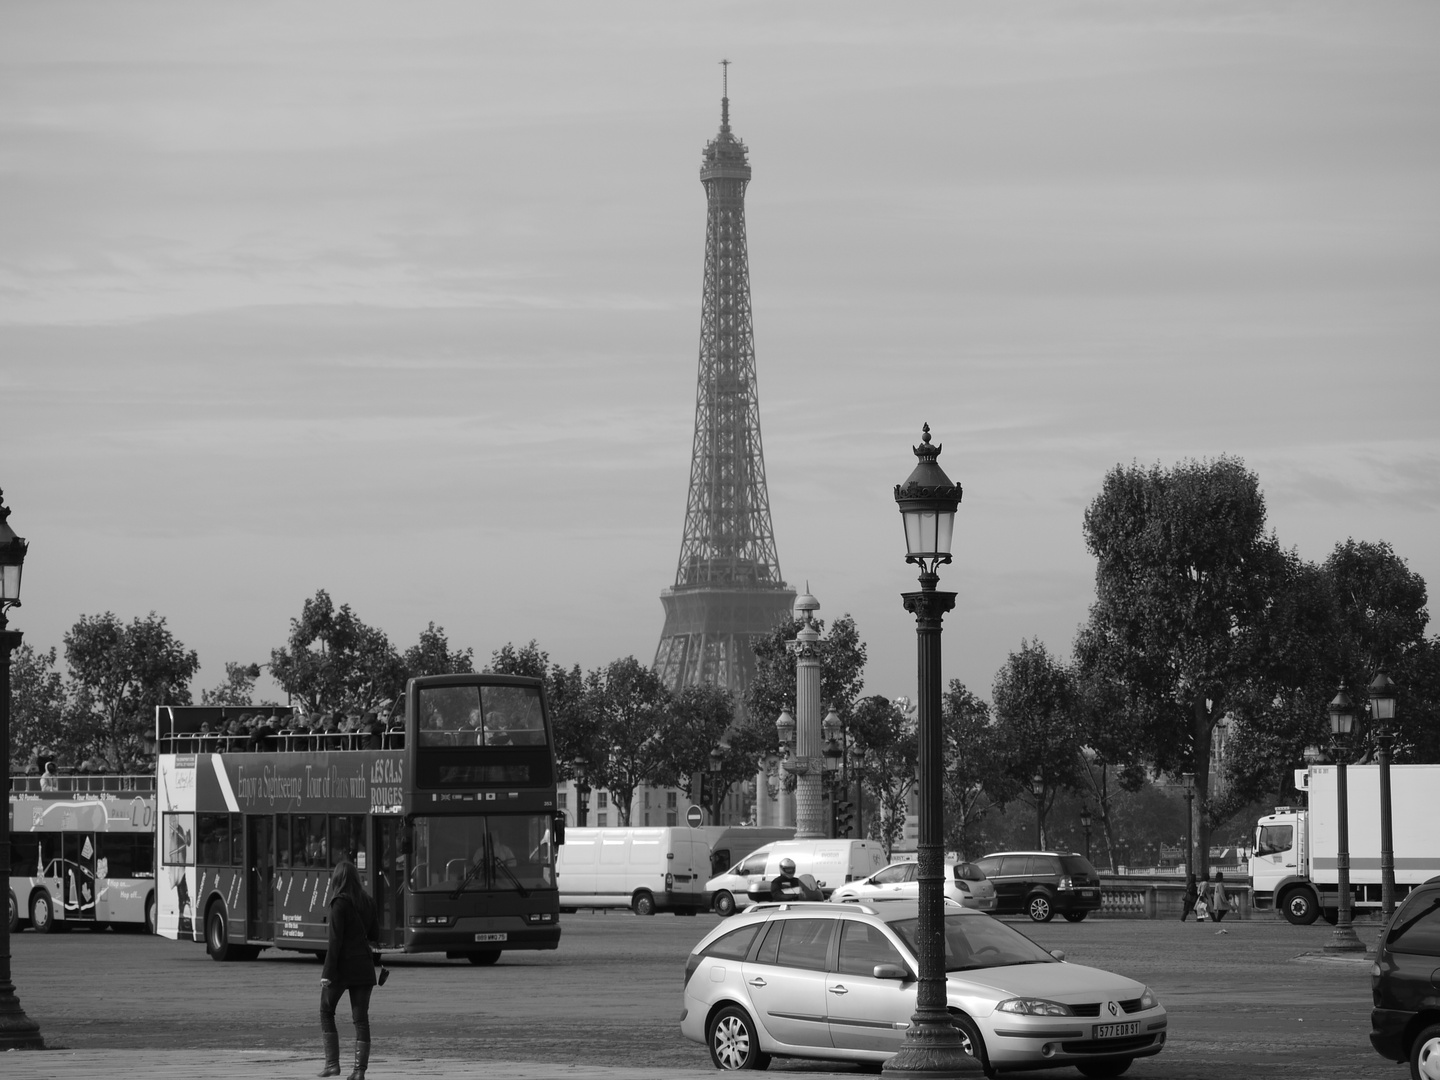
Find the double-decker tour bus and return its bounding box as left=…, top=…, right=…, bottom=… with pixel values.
left=154, top=674, right=563, bottom=963
left=7, top=773, right=156, bottom=935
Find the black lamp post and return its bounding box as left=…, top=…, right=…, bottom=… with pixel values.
left=851, top=742, right=867, bottom=841
left=1181, top=772, right=1195, bottom=881
left=706, top=745, right=724, bottom=824
left=1325, top=690, right=1366, bottom=953
left=571, top=757, right=591, bottom=827
left=885, top=425, right=979, bottom=1076
left=0, top=492, right=45, bottom=1049
left=1031, top=772, right=1044, bottom=849
left=1080, top=806, right=1093, bottom=861
left=1369, top=674, right=1397, bottom=918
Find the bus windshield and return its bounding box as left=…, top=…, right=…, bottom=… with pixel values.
left=416, top=684, right=546, bottom=748
left=409, top=813, right=554, bottom=893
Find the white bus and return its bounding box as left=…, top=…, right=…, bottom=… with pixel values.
left=7, top=774, right=156, bottom=934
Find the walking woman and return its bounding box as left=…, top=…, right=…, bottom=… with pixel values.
left=1179, top=872, right=1198, bottom=921
left=319, top=860, right=379, bottom=1079
left=1211, top=872, right=1232, bottom=924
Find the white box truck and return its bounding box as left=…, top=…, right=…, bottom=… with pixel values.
left=557, top=825, right=793, bottom=916
left=1250, top=763, right=1440, bottom=924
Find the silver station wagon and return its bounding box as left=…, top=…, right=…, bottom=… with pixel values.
left=680, top=899, right=1166, bottom=1076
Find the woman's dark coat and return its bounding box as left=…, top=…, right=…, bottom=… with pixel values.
left=322, top=894, right=378, bottom=987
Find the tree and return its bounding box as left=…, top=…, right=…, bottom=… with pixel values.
left=584, top=657, right=671, bottom=825
left=849, top=695, right=917, bottom=856
left=1076, top=456, right=1288, bottom=879
left=65, top=611, right=200, bottom=771
left=940, top=680, right=999, bottom=859
left=201, top=662, right=263, bottom=707
left=664, top=682, right=739, bottom=816
left=485, top=641, right=595, bottom=776
left=745, top=614, right=868, bottom=727
left=486, top=640, right=549, bottom=681
left=8, top=642, right=68, bottom=770
left=990, top=639, right=1084, bottom=848
left=269, top=590, right=405, bottom=714
left=403, top=622, right=474, bottom=679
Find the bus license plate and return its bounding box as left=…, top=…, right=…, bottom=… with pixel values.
left=1094, top=1022, right=1138, bottom=1040
left=474, top=933, right=508, bottom=942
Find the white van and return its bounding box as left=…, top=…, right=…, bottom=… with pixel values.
left=704, top=838, right=888, bottom=915
left=557, top=827, right=711, bottom=915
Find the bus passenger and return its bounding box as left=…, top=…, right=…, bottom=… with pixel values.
left=319, top=860, right=379, bottom=1080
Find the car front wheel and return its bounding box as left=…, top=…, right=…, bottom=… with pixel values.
left=1027, top=894, right=1054, bottom=922
left=713, top=890, right=736, bottom=917
left=707, top=1005, right=770, bottom=1071
left=1410, top=1021, right=1440, bottom=1080
left=634, top=892, right=656, bottom=917
left=949, top=1012, right=991, bottom=1073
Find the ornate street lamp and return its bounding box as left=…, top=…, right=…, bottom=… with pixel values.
left=1325, top=690, right=1366, bottom=953
left=851, top=742, right=867, bottom=841
left=0, top=492, right=45, bottom=1049
left=1369, top=673, right=1397, bottom=917
left=571, top=756, right=591, bottom=827
left=885, top=426, right=978, bottom=1076
left=705, top=744, right=724, bottom=824
left=1031, top=772, right=1045, bottom=849
left=1080, top=806, right=1093, bottom=861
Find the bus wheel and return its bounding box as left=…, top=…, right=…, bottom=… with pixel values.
left=7, top=891, right=19, bottom=934
left=468, top=950, right=501, bottom=966
left=30, top=891, right=56, bottom=935
left=145, top=894, right=157, bottom=935
left=633, top=892, right=656, bottom=917
left=206, top=905, right=237, bottom=961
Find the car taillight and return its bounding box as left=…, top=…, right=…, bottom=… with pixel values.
left=666, top=873, right=674, bottom=891
left=1057, top=876, right=1073, bottom=890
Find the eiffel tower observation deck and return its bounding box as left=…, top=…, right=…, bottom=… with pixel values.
left=655, top=67, right=795, bottom=695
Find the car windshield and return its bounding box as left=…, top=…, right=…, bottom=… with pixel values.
left=892, top=913, right=1057, bottom=972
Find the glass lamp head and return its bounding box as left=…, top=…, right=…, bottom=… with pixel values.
left=894, top=424, right=962, bottom=567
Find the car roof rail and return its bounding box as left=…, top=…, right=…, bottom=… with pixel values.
left=752, top=900, right=881, bottom=915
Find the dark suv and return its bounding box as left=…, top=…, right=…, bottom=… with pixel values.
left=1370, top=874, right=1440, bottom=1078
left=972, top=851, right=1103, bottom=922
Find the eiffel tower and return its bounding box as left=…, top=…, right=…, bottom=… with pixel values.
left=654, top=65, right=795, bottom=696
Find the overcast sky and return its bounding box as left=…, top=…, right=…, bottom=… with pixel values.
left=3, top=1, right=1437, bottom=711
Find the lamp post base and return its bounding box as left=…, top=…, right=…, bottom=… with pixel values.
left=1324, top=925, right=1368, bottom=954
left=0, top=989, right=46, bottom=1050
left=882, top=1022, right=985, bottom=1077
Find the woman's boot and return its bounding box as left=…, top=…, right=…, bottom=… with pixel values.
left=318, top=1031, right=341, bottom=1077
left=347, top=1040, right=370, bottom=1080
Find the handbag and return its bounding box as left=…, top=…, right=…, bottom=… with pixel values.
left=378, top=965, right=390, bottom=987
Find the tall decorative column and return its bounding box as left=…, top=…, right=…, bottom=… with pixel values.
left=793, top=614, right=825, bottom=838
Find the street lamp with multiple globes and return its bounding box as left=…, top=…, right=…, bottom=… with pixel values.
left=0, top=491, right=45, bottom=1049
left=884, top=425, right=980, bottom=1076
left=1368, top=674, right=1398, bottom=917
left=1030, top=772, right=1044, bottom=850
left=570, top=757, right=592, bottom=827
left=1324, top=689, right=1366, bottom=953
left=1181, top=772, right=1195, bottom=881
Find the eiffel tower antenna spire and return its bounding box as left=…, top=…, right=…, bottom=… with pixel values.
left=655, top=76, right=795, bottom=696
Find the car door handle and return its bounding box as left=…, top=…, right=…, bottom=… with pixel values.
left=828, top=985, right=849, bottom=995
left=748, top=977, right=767, bottom=988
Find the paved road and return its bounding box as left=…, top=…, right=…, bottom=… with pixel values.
left=5, top=911, right=1393, bottom=1078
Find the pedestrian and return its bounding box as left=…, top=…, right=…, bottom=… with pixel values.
left=1179, top=872, right=1198, bottom=921
left=1211, top=872, right=1231, bottom=924
left=39, top=761, right=59, bottom=792
left=319, top=860, right=379, bottom=1080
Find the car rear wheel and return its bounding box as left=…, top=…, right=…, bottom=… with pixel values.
left=707, top=1005, right=770, bottom=1070
left=1410, top=1021, right=1440, bottom=1080
left=1063, top=910, right=1088, bottom=923
left=713, top=890, right=736, bottom=917
left=949, top=1012, right=991, bottom=1073
left=633, top=892, right=656, bottom=916
left=1077, top=1059, right=1133, bottom=1078
left=1280, top=887, right=1319, bottom=926
left=468, top=950, right=501, bottom=966
left=30, top=891, right=57, bottom=934
left=1026, top=894, right=1054, bottom=922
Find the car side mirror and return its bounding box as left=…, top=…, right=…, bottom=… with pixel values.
left=873, top=963, right=910, bottom=981
left=1050, top=949, right=1066, bottom=962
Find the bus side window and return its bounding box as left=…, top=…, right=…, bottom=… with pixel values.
left=300, top=814, right=328, bottom=867
left=230, top=813, right=244, bottom=867
left=197, top=814, right=230, bottom=865
left=276, top=816, right=291, bottom=868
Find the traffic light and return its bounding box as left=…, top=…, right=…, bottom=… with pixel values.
left=834, top=800, right=855, bottom=838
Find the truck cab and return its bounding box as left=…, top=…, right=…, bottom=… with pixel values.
left=1250, top=807, right=1318, bottom=924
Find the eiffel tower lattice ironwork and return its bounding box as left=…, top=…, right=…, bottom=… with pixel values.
left=655, top=69, right=795, bottom=695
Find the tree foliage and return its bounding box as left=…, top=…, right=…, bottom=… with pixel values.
left=201, top=662, right=265, bottom=707
left=65, top=611, right=200, bottom=771
left=745, top=614, right=868, bottom=727
left=403, top=622, right=475, bottom=679
left=582, top=657, right=671, bottom=826
left=8, top=642, right=67, bottom=769
left=1076, top=457, right=1289, bottom=877
left=940, top=680, right=999, bottom=859
left=989, top=639, right=1084, bottom=848
left=269, top=590, right=405, bottom=714
left=849, top=695, right=916, bottom=856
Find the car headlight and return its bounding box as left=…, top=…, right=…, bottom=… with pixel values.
left=995, top=997, right=1073, bottom=1016
left=1139, top=988, right=1157, bottom=1010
